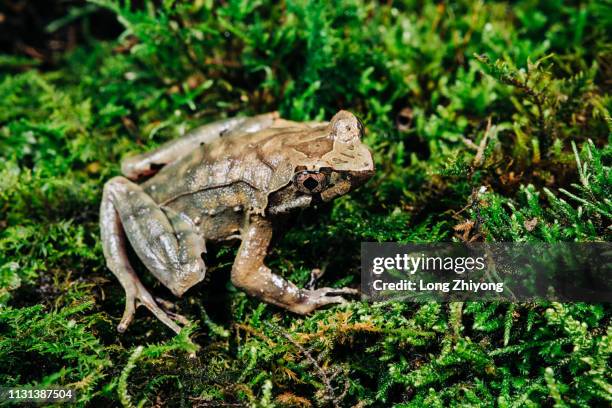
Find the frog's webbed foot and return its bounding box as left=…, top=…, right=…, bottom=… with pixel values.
left=231, top=216, right=360, bottom=315
left=290, top=287, right=360, bottom=315
left=119, top=280, right=183, bottom=334
left=155, top=297, right=190, bottom=326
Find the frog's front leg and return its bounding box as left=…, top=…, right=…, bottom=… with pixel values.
left=121, top=112, right=279, bottom=179
left=100, top=176, right=206, bottom=333
left=231, top=216, right=359, bottom=314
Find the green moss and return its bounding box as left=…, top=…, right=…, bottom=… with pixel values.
left=0, top=0, right=610, bottom=406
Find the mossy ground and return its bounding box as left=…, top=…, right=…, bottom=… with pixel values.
left=0, top=1, right=611, bottom=407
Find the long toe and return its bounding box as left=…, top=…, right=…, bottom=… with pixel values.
left=317, top=287, right=360, bottom=296
left=139, top=296, right=182, bottom=334
left=318, top=295, right=349, bottom=306
left=131, top=282, right=183, bottom=334
left=118, top=295, right=136, bottom=333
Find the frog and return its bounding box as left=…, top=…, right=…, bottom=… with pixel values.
left=100, top=110, right=375, bottom=334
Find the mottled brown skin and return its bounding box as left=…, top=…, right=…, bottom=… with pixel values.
left=100, top=111, right=375, bottom=333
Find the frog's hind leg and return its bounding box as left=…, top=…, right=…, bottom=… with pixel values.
left=121, top=112, right=279, bottom=179
left=100, top=181, right=181, bottom=333
left=100, top=176, right=206, bottom=333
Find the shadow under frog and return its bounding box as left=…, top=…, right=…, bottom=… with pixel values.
left=100, top=110, right=375, bottom=333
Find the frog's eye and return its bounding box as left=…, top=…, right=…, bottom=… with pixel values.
left=293, top=171, right=327, bottom=194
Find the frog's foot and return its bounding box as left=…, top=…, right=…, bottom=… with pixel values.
left=119, top=279, right=183, bottom=334
left=290, top=287, right=360, bottom=315
left=155, top=297, right=191, bottom=326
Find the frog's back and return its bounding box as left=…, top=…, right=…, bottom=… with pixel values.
left=141, top=123, right=332, bottom=213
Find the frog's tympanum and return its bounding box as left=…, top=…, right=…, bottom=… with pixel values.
left=100, top=111, right=375, bottom=333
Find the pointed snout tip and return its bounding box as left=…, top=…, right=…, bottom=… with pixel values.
left=350, top=168, right=375, bottom=189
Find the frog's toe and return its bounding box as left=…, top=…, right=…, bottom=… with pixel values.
left=118, top=293, right=136, bottom=333
left=138, top=294, right=183, bottom=334
left=316, top=295, right=348, bottom=307
left=314, top=287, right=360, bottom=307
left=155, top=297, right=190, bottom=325
left=166, top=310, right=190, bottom=326
left=316, top=287, right=360, bottom=297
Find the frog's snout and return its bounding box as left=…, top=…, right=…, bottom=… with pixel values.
left=348, top=142, right=375, bottom=189
left=348, top=169, right=375, bottom=189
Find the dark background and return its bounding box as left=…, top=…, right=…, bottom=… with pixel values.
left=1, top=0, right=122, bottom=67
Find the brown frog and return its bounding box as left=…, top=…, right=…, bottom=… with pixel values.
left=100, top=110, right=375, bottom=333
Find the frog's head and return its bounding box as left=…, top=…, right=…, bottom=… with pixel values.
left=292, top=110, right=375, bottom=202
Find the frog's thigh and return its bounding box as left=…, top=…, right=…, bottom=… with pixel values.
left=231, top=216, right=358, bottom=314
left=121, top=112, right=279, bottom=179
left=104, top=176, right=206, bottom=297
